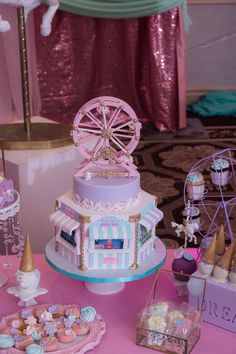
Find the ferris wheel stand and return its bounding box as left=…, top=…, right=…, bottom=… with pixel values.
left=45, top=237, right=167, bottom=295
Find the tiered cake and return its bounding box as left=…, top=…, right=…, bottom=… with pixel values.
left=49, top=97, right=163, bottom=271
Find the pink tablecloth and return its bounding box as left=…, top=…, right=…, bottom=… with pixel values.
left=0, top=249, right=235, bottom=354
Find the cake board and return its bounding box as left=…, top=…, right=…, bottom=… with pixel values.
left=45, top=237, right=167, bottom=295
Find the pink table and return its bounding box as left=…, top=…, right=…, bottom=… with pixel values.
left=0, top=250, right=235, bottom=354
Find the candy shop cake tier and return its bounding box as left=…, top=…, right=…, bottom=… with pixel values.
left=48, top=97, right=165, bottom=274
left=49, top=188, right=163, bottom=271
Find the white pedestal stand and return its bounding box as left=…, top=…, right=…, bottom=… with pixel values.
left=45, top=237, right=167, bottom=295
left=1, top=117, right=96, bottom=253
left=84, top=282, right=125, bottom=295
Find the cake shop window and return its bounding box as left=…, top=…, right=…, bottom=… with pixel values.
left=94, top=239, right=124, bottom=250
left=61, top=230, right=76, bottom=247
left=139, top=225, right=152, bottom=247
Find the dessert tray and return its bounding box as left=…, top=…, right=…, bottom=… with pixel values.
left=0, top=304, right=106, bottom=353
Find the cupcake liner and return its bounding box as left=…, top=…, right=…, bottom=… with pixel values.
left=210, top=170, right=229, bottom=186
left=187, top=183, right=205, bottom=201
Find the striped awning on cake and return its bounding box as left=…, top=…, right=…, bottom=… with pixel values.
left=139, top=208, right=163, bottom=232
left=90, top=220, right=132, bottom=240
left=49, top=209, right=79, bottom=235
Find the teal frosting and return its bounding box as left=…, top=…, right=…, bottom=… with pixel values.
left=187, top=171, right=203, bottom=184
left=0, top=334, right=14, bottom=348
left=47, top=0, right=191, bottom=32
left=32, top=331, right=42, bottom=341
left=211, top=158, right=229, bottom=171
left=26, top=343, right=44, bottom=354
left=80, top=306, right=96, bottom=322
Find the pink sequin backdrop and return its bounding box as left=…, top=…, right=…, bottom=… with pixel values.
left=34, top=6, right=186, bottom=132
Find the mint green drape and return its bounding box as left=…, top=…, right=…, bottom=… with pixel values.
left=56, top=0, right=191, bottom=31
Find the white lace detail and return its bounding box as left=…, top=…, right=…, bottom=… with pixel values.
left=74, top=193, right=139, bottom=211
left=0, top=191, right=20, bottom=221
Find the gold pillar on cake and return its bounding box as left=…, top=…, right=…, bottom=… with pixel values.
left=129, top=214, right=141, bottom=270
left=79, top=215, right=91, bottom=271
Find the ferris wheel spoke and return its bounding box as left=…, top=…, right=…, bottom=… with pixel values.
left=101, top=106, right=107, bottom=129
left=77, top=122, right=97, bottom=128
left=93, top=138, right=105, bottom=157
left=75, top=127, right=102, bottom=135
left=111, top=134, right=127, bottom=148
left=113, top=128, right=134, bottom=134
left=113, top=132, right=133, bottom=140
left=112, top=120, right=134, bottom=132
left=110, top=136, right=128, bottom=155
left=108, top=107, right=121, bottom=128
left=85, top=111, right=103, bottom=129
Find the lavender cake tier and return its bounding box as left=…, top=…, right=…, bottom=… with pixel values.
left=73, top=174, right=140, bottom=211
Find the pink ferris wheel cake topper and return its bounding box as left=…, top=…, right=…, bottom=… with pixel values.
left=72, top=96, right=142, bottom=179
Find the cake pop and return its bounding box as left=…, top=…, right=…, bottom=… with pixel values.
left=7, top=235, right=48, bottom=306
left=199, top=233, right=217, bottom=276
left=213, top=239, right=236, bottom=283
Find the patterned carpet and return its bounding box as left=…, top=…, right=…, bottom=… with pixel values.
left=136, top=118, right=236, bottom=248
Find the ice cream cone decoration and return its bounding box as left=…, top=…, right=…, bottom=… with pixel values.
left=213, top=239, right=236, bottom=283
left=19, top=235, right=35, bottom=272
left=202, top=233, right=217, bottom=264
left=216, top=224, right=225, bottom=257
left=216, top=239, right=236, bottom=270
left=7, top=234, right=48, bottom=307
left=230, top=249, right=236, bottom=271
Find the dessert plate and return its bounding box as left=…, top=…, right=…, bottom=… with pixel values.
left=0, top=304, right=106, bottom=354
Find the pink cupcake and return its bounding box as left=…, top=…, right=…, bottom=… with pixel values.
left=48, top=304, right=65, bottom=319
left=40, top=336, right=59, bottom=352
left=7, top=318, right=24, bottom=329
left=57, top=328, right=77, bottom=343
left=14, top=335, right=34, bottom=350
left=0, top=327, right=13, bottom=335
left=72, top=321, right=90, bottom=336
left=65, top=305, right=80, bottom=319
left=33, top=306, right=49, bottom=320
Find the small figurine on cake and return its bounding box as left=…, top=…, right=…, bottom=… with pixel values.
left=210, top=158, right=230, bottom=186
left=7, top=235, right=48, bottom=307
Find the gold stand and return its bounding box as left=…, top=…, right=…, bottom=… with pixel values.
left=0, top=7, right=72, bottom=150
left=0, top=123, right=72, bottom=150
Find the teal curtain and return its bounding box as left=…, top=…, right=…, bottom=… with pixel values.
left=55, top=0, right=191, bottom=31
